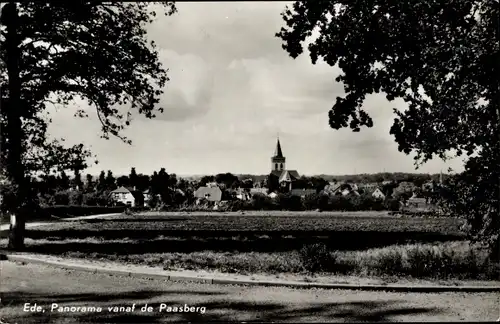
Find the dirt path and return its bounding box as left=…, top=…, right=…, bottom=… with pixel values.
left=0, top=213, right=122, bottom=231
left=1, top=261, right=498, bottom=323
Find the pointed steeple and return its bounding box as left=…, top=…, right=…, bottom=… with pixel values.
left=273, top=137, right=283, bottom=158
left=271, top=135, right=286, bottom=172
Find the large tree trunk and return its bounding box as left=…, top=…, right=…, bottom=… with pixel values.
left=7, top=212, right=25, bottom=250
left=491, top=235, right=500, bottom=262
left=3, top=3, right=27, bottom=250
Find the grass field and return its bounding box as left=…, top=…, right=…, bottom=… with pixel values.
left=1, top=212, right=465, bottom=252
left=33, top=211, right=464, bottom=234
left=3, top=211, right=495, bottom=280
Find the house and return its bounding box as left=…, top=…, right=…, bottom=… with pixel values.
left=206, top=182, right=219, bottom=188
left=110, top=186, right=145, bottom=207
left=370, top=187, right=386, bottom=200
left=235, top=188, right=251, bottom=201
left=406, top=197, right=429, bottom=210
left=323, top=182, right=343, bottom=196
left=277, top=170, right=300, bottom=190
left=422, top=180, right=433, bottom=191
left=359, top=183, right=378, bottom=190
left=324, top=182, right=359, bottom=197
left=269, top=192, right=278, bottom=199
left=290, top=189, right=317, bottom=198
left=250, top=188, right=268, bottom=196
left=342, top=188, right=360, bottom=197
left=396, top=181, right=416, bottom=193
left=194, top=186, right=222, bottom=202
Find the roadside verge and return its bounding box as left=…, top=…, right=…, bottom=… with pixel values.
left=2, top=253, right=500, bottom=293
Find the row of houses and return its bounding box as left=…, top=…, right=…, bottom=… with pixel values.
left=321, top=182, right=386, bottom=199
left=109, top=186, right=186, bottom=207
left=193, top=183, right=387, bottom=203
left=194, top=186, right=435, bottom=214
left=111, top=179, right=435, bottom=212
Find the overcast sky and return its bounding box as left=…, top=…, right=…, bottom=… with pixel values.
left=46, top=2, right=464, bottom=177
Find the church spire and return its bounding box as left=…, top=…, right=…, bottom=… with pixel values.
left=271, top=135, right=286, bottom=172
left=273, top=137, right=283, bottom=158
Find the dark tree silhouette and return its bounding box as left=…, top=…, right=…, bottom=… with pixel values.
left=199, top=175, right=215, bottom=188
left=129, top=167, right=138, bottom=189
left=276, top=1, right=499, bottom=258
left=116, top=175, right=130, bottom=188
left=105, top=170, right=116, bottom=191
left=85, top=174, right=94, bottom=192
left=0, top=2, right=177, bottom=249
left=215, top=172, right=240, bottom=189
left=58, top=170, right=70, bottom=190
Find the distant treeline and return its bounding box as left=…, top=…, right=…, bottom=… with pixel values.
left=236, top=172, right=449, bottom=185
left=2, top=167, right=448, bottom=211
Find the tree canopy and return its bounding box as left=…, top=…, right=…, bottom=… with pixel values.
left=276, top=1, right=499, bottom=255
left=1, top=2, right=176, bottom=171
left=0, top=2, right=177, bottom=249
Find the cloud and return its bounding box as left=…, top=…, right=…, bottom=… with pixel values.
left=43, top=2, right=464, bottom=176
left=148, top=2, right=290, bottom=63
left=143, top=50, right=214, bottom=122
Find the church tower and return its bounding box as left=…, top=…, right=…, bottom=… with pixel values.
left=271, top=137, right=286, bottom=172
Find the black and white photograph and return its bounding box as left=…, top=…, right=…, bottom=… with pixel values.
left=0, top=1, right=499, bottom=323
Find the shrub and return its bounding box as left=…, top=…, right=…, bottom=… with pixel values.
left=359, top=196, right=385, bottom=211
left=82, top=191, right=113, bottom=206
left=147, top=194, right=160, bottom=208
left=328, top=195, right=352, bottom=211
left=37, top=193, right=55, bottom=207
left=368, top=248, right=406, bottom=276
left=349, top=195, right=363, bottom=211
left=317, top=194, right=330, bottom=211
left=384, top=198, right=401, bottom=212
left=299, top=243, right=334, bottom=273
left=68, top=190, right=83, bottom=205
left=344, top=242, right=500, bottom=280
left=250, top=193, right=275, bottom=210
left=275, top=193, right=304, bottom=211
left=303, top=193, right=319, bottom=210
left=172, top=191, right=187, bottom=206
left=288, top=195, right=304, bottom=211
left=225, top=200, right=251, bottom=212
left=53, top=191, right=70, bottom=205
left=404, top=244, right=458, bottom=278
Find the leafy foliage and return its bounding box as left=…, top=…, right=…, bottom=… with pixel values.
left=276, top=1, right=499, bottom=256
left=250, top=193, right=276, bottom=210
left=0, top=2, right=177, bottom=249
left=1, top=3, right=177, bottom=180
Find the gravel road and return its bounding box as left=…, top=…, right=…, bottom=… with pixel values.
left=1, top=261, right=498, bottom=323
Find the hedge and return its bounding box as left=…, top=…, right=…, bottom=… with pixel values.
left=217, top=193, right=401, bottom=212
